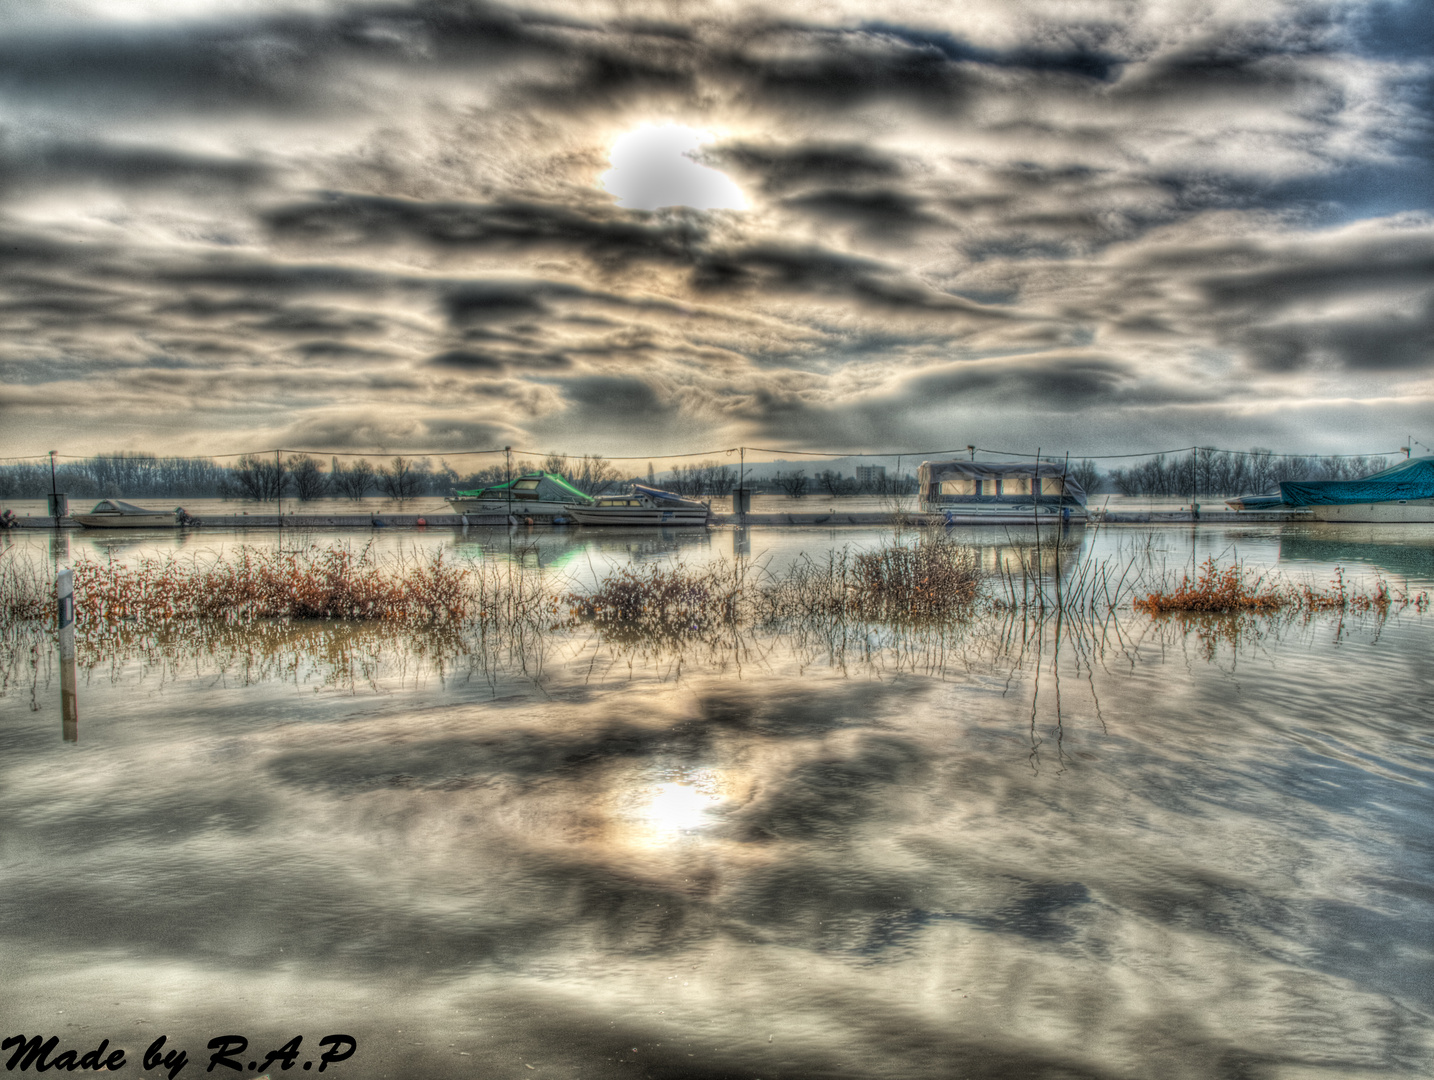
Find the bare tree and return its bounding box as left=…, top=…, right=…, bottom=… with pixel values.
left=570, top=454, right=619, bottom=495
left=227, top=454, right=286, bottom=501
left=705, top=463, right=737, bottom=497
left=1068, top=459, right=1102, bottom=495
left=816, top=469, right=855, bottom=497
left=773, top=470, right=808, bottom=498
left=455, top=464, right=508, bottom=489
left=332, top=459, right=375, bottom=500
left=286, top=455, right=330, bottom=501
left=380, top=456, right=422, bottom=500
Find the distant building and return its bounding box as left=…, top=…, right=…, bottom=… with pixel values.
left=855, top=465, right=886, bottom=486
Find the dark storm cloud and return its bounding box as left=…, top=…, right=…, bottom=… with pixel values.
left=908, top=356, right=1140, bottom=407
left=0, top=136, right=273, bottom=195
left=426, top=346, right=570, bottom=370
left=721, top=20, right=1119, bottom=114
left=0, top=1, right=563, bottom=116
left=268, top=191, right=1009, bottom=317
left=1169, top=226, right=1434, bottom=372
left=561, top=374, right=665, bottom=413
left=782, top=188, right=939, bottom=231
left=266, top=193, right=706, bottom=264
left=712, top=141, right=903, bottom=193
left=690, top=242, right=1011, bottom=316
left=1239, top=304, right=1434, bottom=373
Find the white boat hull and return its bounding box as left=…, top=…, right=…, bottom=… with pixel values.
left=1309, top=499, right=1434, bottom=523
left=924, top=502, right=1087, bottom=525
left=446, top=498, right=575, bottom=518
left=567, top=506, right=710, bottom=526
left=72, top=513, right=178, bottom=529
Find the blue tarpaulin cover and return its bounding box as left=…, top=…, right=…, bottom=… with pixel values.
left=1279, top=456, right=1434, bottom=506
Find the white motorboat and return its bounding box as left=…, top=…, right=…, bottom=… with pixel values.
left=446, top=471, right=593, bottom=519
left=565, top=485, right=710, bottom=526
left=70, top=499, right=181, bottom=529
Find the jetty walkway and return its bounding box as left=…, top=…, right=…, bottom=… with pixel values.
left=7, top=509, right=1308, bottom=530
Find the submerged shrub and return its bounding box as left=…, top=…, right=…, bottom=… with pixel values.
left=66, top=544, right=475, bottom=628
left=567, top=563, right=741, bottom=642
left=755, top=532, right=979, bottom=625
left=1135, top=558, right=1429, bottom=615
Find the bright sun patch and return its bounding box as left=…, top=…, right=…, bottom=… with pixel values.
left=600, top=124, right=746, bottom=211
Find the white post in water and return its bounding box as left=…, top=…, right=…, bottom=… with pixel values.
left=57, top=567, right=78, bottom=742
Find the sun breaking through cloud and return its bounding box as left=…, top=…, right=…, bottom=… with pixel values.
left=601, top=124, right=747, bottom=212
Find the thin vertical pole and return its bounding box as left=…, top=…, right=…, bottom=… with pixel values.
left=739, top=446, right=745, bottom=523
left=1033, top=447, right=1041, bottom=610
left=49, top=450, right=60, bottom=529
left=505, top=446, right=513, bottom=523
left=58, top=567, right=77, bottom=742
left=1192, top=446, right=1197, bottom=517
left=275, top=448, right=282, bottom=529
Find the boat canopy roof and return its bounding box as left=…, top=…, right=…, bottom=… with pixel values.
left=1278, top=455, right=1434, bottom=506
left=90, top=499, right=165, bottom=514
left=918, top=460, right=1087, bottom=500
left=453, top=471, right=594, bottom=503
left=631, top=483, right=706, bottom=507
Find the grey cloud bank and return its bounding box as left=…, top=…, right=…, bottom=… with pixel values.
left=1, top=0, right=1431, bottom=458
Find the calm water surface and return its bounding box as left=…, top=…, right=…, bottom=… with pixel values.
left=2, top=524, right=1431, bottom=1079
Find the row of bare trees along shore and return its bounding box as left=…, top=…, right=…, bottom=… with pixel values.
left=0, top=449, right=1397, bottom=502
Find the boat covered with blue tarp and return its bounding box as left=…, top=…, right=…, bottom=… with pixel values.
left=1277, top=456, right=1434, bottom=505
left=1228, top=456, right=1434, bottom=521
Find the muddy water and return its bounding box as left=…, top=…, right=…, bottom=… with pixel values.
left=1, top=525, right=1431, bottom=1079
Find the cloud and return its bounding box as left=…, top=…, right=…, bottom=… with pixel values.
left=0, top=0, right=1431, bottom=457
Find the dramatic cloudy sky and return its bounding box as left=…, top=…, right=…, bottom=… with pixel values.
left=1, top=0, right=1431, bottom=459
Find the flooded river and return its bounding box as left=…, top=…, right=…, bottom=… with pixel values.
left=1, top=523, right=1431, bottom=1079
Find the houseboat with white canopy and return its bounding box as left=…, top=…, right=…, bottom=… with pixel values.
left=918, top=461, right=1088, bottom=524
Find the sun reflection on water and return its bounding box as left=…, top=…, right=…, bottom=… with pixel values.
left=632, top=776, right=725, bottom=844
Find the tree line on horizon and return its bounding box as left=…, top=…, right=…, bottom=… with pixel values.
left=1104, top=449, right=1393, bottom=498
left=0, top=448, right=1399, bottom=503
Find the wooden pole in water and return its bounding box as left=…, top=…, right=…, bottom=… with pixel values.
left=57, top=567, right=77, bottom=742
left=739, top=446, right=746, bottom=524
left=275, top=448, right=282, bottom=529
left=48, top=450, right=62, bottom=529
left=1032, top=447, right=1041, bottom=610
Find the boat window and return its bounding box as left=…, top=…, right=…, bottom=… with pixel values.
left=941, top=477, right=977, bottom=496
left=1003, top=477, right=1031, bottom=496
left=1041, top=478, right=1064, bottom=496
left=514, top=479, right=539, bottom=490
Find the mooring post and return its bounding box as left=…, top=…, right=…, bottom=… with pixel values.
left=57, top=567, right=77, bottom=742
left=47, top=450, right=67, bottom=528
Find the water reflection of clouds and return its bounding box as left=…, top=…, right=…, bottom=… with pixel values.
left=3, top=554, right=1434, bottom=1076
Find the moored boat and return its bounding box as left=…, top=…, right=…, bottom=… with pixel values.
left=565, top=484, right=710, bottom=526
left=71, top=499, right=181, bottom=528
left=447, top=471, right=594, bottom=519
left=918, top=460, right=1088, bottom=524
left=1228, top=455, right=1434, bottom=522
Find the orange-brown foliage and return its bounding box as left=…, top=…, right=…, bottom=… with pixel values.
left=70, top=545, right=473, bottom=627
left=1135, top=558, right=1429, bottom=616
